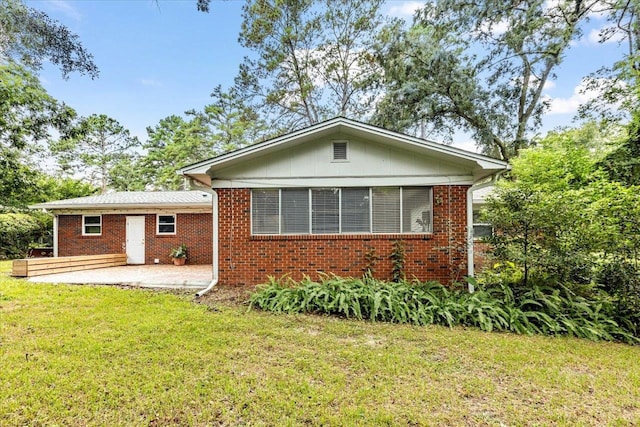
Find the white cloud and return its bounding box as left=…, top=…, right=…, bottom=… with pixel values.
left=585, top=27, right=626, bottom=46
left=140, top=79, right=163, bottom=87
left=543, top=0, right=560, bottom=10
left=386, top=1, right=423, bottom=19
left=479, top=19, right=510, bottom=36
left=544, top=79, right=598, bottom=115
left=48, top=0, right=82, bottom=21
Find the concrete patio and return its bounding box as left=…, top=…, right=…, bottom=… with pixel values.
left=28, top=264, right=212, bottom=289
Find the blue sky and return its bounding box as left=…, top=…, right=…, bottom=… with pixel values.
left=29, top=0, right=626, bottom=153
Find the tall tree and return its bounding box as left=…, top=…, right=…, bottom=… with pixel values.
left=196, top=85, right=268, bottom=152
left=598, top=112, right=640, bottom=186
left=316, top=0, right=391, bottom=120
left=483, top=123, right=633, bottom=285
left=138, top=87, right=267, bottom=190
left=108, top=155, right=146, bottom=192
left=235, top=0, right=391, bottom=130
left=1, top=145, right=96, bottom=208
left=0, top=147, right=37, bottom=208
left=52, top=114, right=140, bottom=193
left=237, top=0, right=322, bottom=129
left=0, top=62, right=75, bottom=149
left=581, top=0, right=640, bottom=121
left=0, top=0, right=98, bottom=79
left=138, top=115, right=210, bottom=190
left=373, top=0, right=606, bottom=160
left=0, top=62, right=78, bottom=207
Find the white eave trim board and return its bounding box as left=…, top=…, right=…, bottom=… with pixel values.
left=29, top=203, right=212, bottom=211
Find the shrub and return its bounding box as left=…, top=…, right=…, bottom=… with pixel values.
left=595, top=257, right=640, bottom=335
left=0, top=212, right=51, bottom=259
left=249, top=275, right=638, bottom=344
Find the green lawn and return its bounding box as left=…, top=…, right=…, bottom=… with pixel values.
left=1, top=260, right=639, bottom=426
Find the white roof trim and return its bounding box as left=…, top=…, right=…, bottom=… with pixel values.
left=31, top=204, right=213, bottom=211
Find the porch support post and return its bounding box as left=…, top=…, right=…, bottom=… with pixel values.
left=53, top=214, right=59, bottom=257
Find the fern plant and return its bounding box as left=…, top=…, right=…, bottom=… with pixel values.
left=249, top=275, right=638, bottom=344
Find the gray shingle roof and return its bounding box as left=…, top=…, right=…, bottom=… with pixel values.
left=31, top=191, right=212, bottom=209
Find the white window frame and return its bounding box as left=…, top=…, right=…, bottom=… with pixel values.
left=472, top=209, right=492, bottom=240
left=82, top=215, right=102, bottom=236
left=251, top=187, right=433, bottom=236
left=251, top=189, right=280, bottom=235
left=157, top=214, right=177, bottom=235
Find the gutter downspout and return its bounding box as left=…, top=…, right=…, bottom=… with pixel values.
left=196, top=188, right=218, bottom=298
left=179, top=175, right=219, bottom=298
left=466, top=171, right=504, bottom=292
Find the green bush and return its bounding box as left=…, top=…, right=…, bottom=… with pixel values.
left=249, top=275, right=637, bottom=344
left=595, top=257, right=640, bottom=335
left=0, top=212, right=51, bottom=259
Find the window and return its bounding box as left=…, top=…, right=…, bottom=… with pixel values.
left=372, top=187, right=400, bottom=233
left=332, top=141, right=348, bottom=161
left=473, top=210, right=492, bottom=240
left=312, top=188, right=340, bottom=233
left=282, top=189, right=309, bottom=234
left=402, top=187, right=432, bottom=233
left=157, top=214, right=176, bottom=235
left=341, top=188, right=370, bottom=232
left=251, top=187, right=432, bottom=235
left=252, top=189, right=279, bottom=234
left=82, top=215, right=102, bottom=236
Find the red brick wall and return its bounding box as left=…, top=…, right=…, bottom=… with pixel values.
left=473, top=241, right=493, bottom=273
left=57, top=213, right=212, bottom=265
left=216, top=186, right=469, bottom=286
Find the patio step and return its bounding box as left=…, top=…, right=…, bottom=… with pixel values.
left=12, top=254, right=127, bottom=277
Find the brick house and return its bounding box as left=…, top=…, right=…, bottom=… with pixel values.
left=31, top=191, right=213, bottom=265
left=32, top=118, right=508, bottom=288
left=179, top=118, right=509, bottom=287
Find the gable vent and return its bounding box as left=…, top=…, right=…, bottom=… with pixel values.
left=332, top=141, right=348, bottom=161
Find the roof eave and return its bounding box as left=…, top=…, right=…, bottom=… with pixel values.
left=29, top=202, right=213, bottom=211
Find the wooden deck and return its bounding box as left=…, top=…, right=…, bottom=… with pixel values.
left=11, top=254, right=127, bottom=277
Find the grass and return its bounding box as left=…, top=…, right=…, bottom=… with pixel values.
left=1, top=260, right=639, bottom=426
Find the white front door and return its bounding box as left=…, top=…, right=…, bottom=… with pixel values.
left=126, top=216, right=145, bottom=264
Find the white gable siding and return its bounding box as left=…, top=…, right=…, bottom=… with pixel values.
left=211, top=135, right=475, bottom=188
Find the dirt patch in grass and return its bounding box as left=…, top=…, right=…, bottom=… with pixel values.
left=197, top=283, right=255, bottom=306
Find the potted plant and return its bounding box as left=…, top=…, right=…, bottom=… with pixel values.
left=169, top=244, right=188, bottom=266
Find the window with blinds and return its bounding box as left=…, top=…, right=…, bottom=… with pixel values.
left=312, top=188, right=340, bottom=233
left=402, top=187, right=432, bottom=233
left=341, top=188, right=370, bottom=232
left=252, top=189, right=279, bottom=234
left=251, top=187, right=432, bottom=235
left=282, top=189, right=309, bottom=234
left=372, top=187, right=400, bottom=233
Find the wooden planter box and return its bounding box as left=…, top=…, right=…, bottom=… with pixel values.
left=11, top=254, right=127, bottom=277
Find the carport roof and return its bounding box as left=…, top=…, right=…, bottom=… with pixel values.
left=30, top=191, right=213, bottom=211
